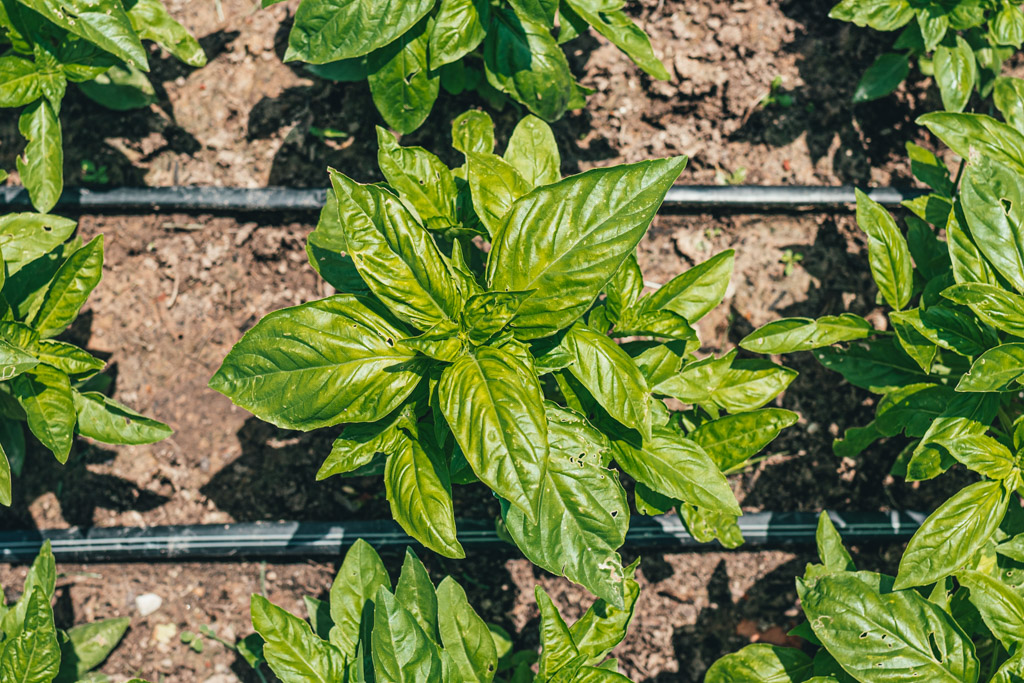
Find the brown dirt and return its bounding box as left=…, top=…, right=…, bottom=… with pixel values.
left=1, top=0, right=1015, bottom=680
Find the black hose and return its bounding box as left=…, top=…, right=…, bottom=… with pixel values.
left=0, top=511, right=925, bottom=563
left=0, top=185, right=926, bottom=213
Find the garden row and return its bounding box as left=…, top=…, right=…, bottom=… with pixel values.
left=4, top=0, right=1024, bottom=681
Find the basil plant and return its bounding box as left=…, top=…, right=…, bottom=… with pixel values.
left=263, top=0, right=669, bottom=133
left=0, top=211, right=172, bottom=507
left=740, top=90, right=1024, bottom=599
left=211, top=110, right=800, bottom=608
left=1, top=541, right=149, bottom=683
left=831, top=0, right=1022, bottom=108
left=246, top=539, right=638, bottom=682
left=707, top=512, right=1024, bottom=682
left=0, top=0, right=207, bottom=212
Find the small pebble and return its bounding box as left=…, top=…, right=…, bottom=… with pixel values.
left=136, top=592, right=163, bottom=617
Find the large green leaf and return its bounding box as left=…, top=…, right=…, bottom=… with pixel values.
left=487, top=156, right=687, bottom=339
left=934, top=36, right=976, bottom=113
left=127, top=0, right=207, bottom=67
left=946, top=202, right=1001, bottom=287
left=451, top=110, right=495, bottom=155
left=30, top=235, right=104, bottom=339
left=612, top=429, right=739, bottom=515
left=437, top=577, right=497, bottom=683
left=855, top=189, right=913, bottom=310
left=907, top=392, right=999, bottom=480
left=641, top=249, right=733, bottom=325
left=366, top=18, right=439, bottom=134
left=0, top=587, right=60, bottom=683
left=0, top=338, right=38, bottom=382
left=17, top=0, right=148, bottom=69
left=438, top=345, right=549, bottom=522
left=814, top=340, right=930, bottom=393
left=918, top=112, right=1024, bottom=175
left=874, top=383, right=953, bottom=437
left=209, top=295, right=426, bottom=430
left=285, top=0, right=435, bottom=63
left=502, top=404, right=629, bottom=607
left=55, top=616, right=130, bottom=681
left=829, top=0, right=914, bottom=31
left=483, top=7, right=573, bottom=121
left=957, top=569, right=1024, bottom=651
left=561, top=323, right=651, bottom=438
left=942, top=283, right=1024, bottom=337
left=960, top=156, right=1024, bottom=294
left=564, top=0, right=669, bottom=80
left=957, top=343, right=1024, bottom=392
left=704, top=644, right=813, bottom=683
left=798, top=571, right=978, bottom=683
left=690, top=408, right=798, bottom=472
left=895, top=479, right=1008, bottom=589
left=371, top=587, right=442, bottom=682
left=0, top=213, right=76, bottom=275
left=655, top=351, right=797, bottom=412
left=385, top=429, right=464, bottom=558
left=251, top=594, right=345, bottom=682
left=329, top=539, right=390, bottom=658
left=394, top=549, right=438, bottom=643
left=329, top=170, right=462, bottom=328
left=428, top=0, right=488, bottom=70
left=0, top=55, right=41, bottom=107
left=17, top=99, right=62, bottom=215
left=72, top=390, right=171, bottom=445
left=504, top=115, right=560, bottom=188
left=739, top=314, right=872, bottom=354
left=13, top=364, right=74, bottom=463
left=376, top=127, right=457, bottom=230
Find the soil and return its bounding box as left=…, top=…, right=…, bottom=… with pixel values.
left=1, top=0, right=1019, bottom=681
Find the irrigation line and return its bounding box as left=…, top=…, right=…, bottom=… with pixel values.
left=0, top=185, right=926, bottom=213
left=0, top=511, right=926, bottom=564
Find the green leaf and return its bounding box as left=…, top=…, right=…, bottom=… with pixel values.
left=17, top=99, right=62, bottom=215
left=678, top=503, right=743, bottom=548
left=366, top=18, right=439, bottom=134
left=690, top=408, right=798, bottom=472
left=28, top=339, right=104, bottom=379
left=13, top=364, right=74, bottom=463
left=942, top=283, right=1024, bottom=337
left=957, top=344, right=1024, bottom=393
left=958, top=569, right=1024, bottom=650
left=285, top=0, right=435, bottom=63
left=317, top=414, right=405, bottom=480
left=0, top=440, right=10, bottom=507
left=655, top=351, right=797, bottom=412
left=30, top=235, right=103, bottom=339
left=429, top=0, right=488, bottom=70
left=992, top=4, right=1024, bottom=47
left=504, top=115, right=560, bottom=188
left=502, top=404, right=628, bottom=608
left=304, top=597, right=333, bottom=641
left=994, top=77, right=1024, bottom=134
left=465, top=152, right=530, bottom=238
left=906, top=142, right=953, bottom=196
left=613, top=428, right=739, bottom=515
left=78, top=63, right=158, bottom=111
left=57, top=617, right=130, bottom=680
left=251, top=594, right=345, bottom=682
left=704, top=644, right=813, bottom=683
left=329, top=170, right=462, bottom=328
left=329, top=539, right=390, bottom=658
left=487, top=156, right=687, bottom=339
left=908, top=392, right=999, bottom=480
left=739, top=314, right=872, bottom=354
left=394, top=548, right=438, bottom=642
left=875, top=383, right=954, bottom=437
left=437, top=577, right=497, bottom=683
left=568, top=561, right=639, bottom=664
left=853, top=52, right=908, bottom=102
left=72, top=390, right=171, bottom=445
left=992, top=647, right=1024, bottom=683
left=0, top=338, right=38, bottom=382
left=829, top=0, right=914, bottom=31
left=483, top=7, right=573, bottom=121
left=17, top=0, right=148, bottom=70
left=371, top=587, right=442, bottom=682
left=946, top=202, right=1001, bottom=287
left=535, top=586, right=578, bottom=677
left=439, top=345, right=549, bottom=522
left=798, top=571, right=978, bottom=683
left=855, top=189, right=913, bottom=310
left=564, top=0, right=669, bottom=80
left=561, top=323, right=651, bottom=438
left=451, top=110, right=495, bottom=155
left=641, top=249, right=733, bottom=324
left=934, top=36, right=976, bottom=113
left=209, top=295, right=426, bottom=430
left=461, top=290, right=533, bottom=345
left=0, top=55, right=41, bottom=107
left=376, top=127, right=458, bottom=230
left=935, top=434, right=1016, bottom=480
left=918, top=112, right=1024, bottom=175
left=895, top=479, right=1009, bottom=589
left=0, top=213, right=76, bottom=275
left=814, top=340, right=930, bottom=393
left=960, top=156, right=1024, bottom=294
left=127, top=0, right=207, bottom=67
left=893, top=306, right=993, bottom=358
left=0, top=587, right=60, bottom=683
left=385, top=429, right=464, bottom=558
left=816, top=512, right=855, bottom=572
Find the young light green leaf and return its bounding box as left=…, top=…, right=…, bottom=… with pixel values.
left=568, top=560, right=639, bottom=664
left=394, top=548, right=438, bottom=642
left=465, top=152, right=530, bottom=238
left=29, top=339, right=105, bottom=379
left=127, top=0, right=207, bottom=67
left=317, top=415, right=405, bottom=480
left=437, top=577, right=497, bottom=683
left=895, top=479, right=1009, bottom=589
left=57, top=617, right=130, bottom=680
left=956, top=343, right=1024, bottom=392
left=934, top=36, right=976, bottom=113
left=366, top=18, right=439, bottom=135
left=816, top=512, right=855, bottom=572
left=855, top=189, right=913, bottom=310
left=329, top=539, right=391, bottom=658
left=376, top=127, right=457, bottom=230
left=690, top=409, right=798, bottom=472
left=72, top=390, right=172, bottom=445
left=704, top=644, right=813, bottom=683
left=30, top=235, right=103, bottom=339
left=642, top=249, right=733, bottom=324
left=251, top=593, right=345, bottom=682
left=439, top=345, right=549, bottom=522
left=0, top=441, right=10, bottom=507
left=0, top=338, right=38, bottom=382
left=0, top=213, right=76, bottom=275
left=829, top=0, right=914, bottom=30
left=385, top=431, right=464, bottom=559
left=739, top=314, right=872, bottom=354
left=0, top=587, right=60, bottom=683
left=371, top=587, right=443, bottom=682
left=565, top=0, right=670, bottom=80
left=992, top=4, right=1024, bottom=47
left=13, top=364, right=74, bottom=463
left=18, top=0, right=148, bottom=69
left=535, top=586, right=579, bottom=677
left=487, top=156, right=687, bottom=339
left=504, top=115, right=560, bottom=187
left=17, top=99, right=62, bottom=215
left=451, top=110, right=495, bottom=155
left=934, top=434, right=1016, bottom=480
left=285, top=0, right=435, bottom=63
left=908, top=392, right=999, bottom=480
left=0, top=55, right=41, bottom=107
left=209, top=295, right=426, bottom=430
left=946, top=203, right=1001, bottom=287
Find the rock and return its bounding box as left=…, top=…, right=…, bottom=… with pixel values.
left=136, top=592, right=163, bottom=617
left=152, top=622, right=177, bottom=645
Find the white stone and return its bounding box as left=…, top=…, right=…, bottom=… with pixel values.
left=135, top=592, right=163, bottom=617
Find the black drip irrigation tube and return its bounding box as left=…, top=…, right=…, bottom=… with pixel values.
left=0, top=511, right=927, bottom=564
left=0, top=185, right=927, bottom=213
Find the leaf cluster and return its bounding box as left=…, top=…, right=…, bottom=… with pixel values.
left=246, top=539, right=638, bottom=682
left=210, top=111, right=800, bottom=607
left=0, top=212, right=172, bottom=507
left=830, top=0, right=1022, bottom=107
left=0, top=0, right=207, bottom=212
left=267, top=0, right=669, bottom=133
left=0, top=541, right=148, bottom=683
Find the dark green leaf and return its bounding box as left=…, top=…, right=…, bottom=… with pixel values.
left=366, top=18, right=439, bottom=134
left=853, top=52, right=908, bottom=103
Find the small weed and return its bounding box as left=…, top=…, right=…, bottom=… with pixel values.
left=780, top=249, right=803, bottom=276
left=81, top=159, right=110, bottom=184
left=761, top=76, right=794, bottom=108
